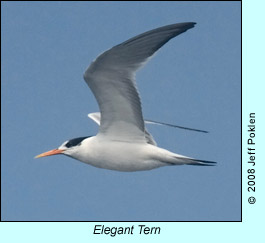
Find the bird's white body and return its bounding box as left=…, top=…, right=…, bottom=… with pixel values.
left=36, top=22, right=216, bottom=171
left=62, top=136, right=187, bottom=171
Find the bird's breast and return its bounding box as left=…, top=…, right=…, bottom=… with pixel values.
left=73, top=137, right=165, bottom=171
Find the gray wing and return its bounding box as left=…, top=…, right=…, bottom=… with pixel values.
left=88, top=112, right=157, bottom=145
left=83, top=22, right=196, bottom=141
left=87, top=112, right=101, bottom=125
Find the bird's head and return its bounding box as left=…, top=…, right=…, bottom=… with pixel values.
left=35, top=136, right=90, bottom=159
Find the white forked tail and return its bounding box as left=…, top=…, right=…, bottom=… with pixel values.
left=168, top=154, right=217, bottom=166
left=152, top=146, right=217, bottom=167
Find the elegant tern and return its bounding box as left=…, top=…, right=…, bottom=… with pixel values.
left=35, top=22, right=216, bottom=171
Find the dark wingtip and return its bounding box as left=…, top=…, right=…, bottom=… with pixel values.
left=183, top=22, right=196, bottom=29
left=189, top=159, right=217, bottom=166
left=145, top=119, right=209, bottom=133
left=189, top=163, right=217, bottom=166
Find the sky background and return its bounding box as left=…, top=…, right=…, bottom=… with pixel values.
left=2, top=1, right=241, bottom=221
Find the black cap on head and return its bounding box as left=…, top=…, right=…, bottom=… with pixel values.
left=65, top=136, right=90, bottom=148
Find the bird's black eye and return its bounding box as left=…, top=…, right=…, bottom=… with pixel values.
left=65, top=136, right=90, bottom=148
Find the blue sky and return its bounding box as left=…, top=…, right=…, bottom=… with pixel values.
left=2, top=1, right=241, bottom=221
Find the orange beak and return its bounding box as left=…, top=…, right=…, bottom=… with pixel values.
left=35, top=149, right=64, bottom=158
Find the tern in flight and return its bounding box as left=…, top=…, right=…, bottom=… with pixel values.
left=35, top=22, right=216, bottom=171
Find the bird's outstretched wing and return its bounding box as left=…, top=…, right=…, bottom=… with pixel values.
left=87, top=111, right=208, bottom=145
left=84, top=22, right=196, bottom=142
left=88, top=112, right=157, bottom=145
